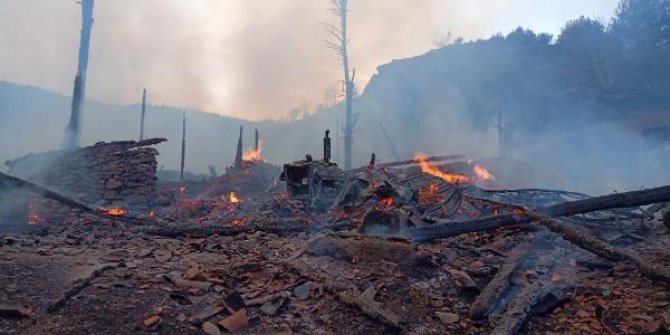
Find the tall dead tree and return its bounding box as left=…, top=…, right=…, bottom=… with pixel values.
left=179, top=112, right=186, bottom=186
left=64, top=0, right=95, bottom=150
left=254, top=129, right=259, bottom=153
left=326, top=0, right=355, bottom=170
left=139, top=89, right=147, bottom=141
left=235, top=126, right=243, bottom=170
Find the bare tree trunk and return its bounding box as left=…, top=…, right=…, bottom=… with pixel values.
left=64, top=0, right=95, bottom=150
left=254, top=128, right=259, bottom=152
left=327, top=0, right=355, bottom=170
left=340, top=0, right=354, bottom=171
left=235, top=126, right=243, bottom=170
left=180, top=112, right=186, bottom=186
left=139, top=89, right=147, bottom=141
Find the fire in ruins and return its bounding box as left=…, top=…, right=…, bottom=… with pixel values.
left=1, top=126, right=670, bottom=334
left=2, top=1, right=670, bottom=332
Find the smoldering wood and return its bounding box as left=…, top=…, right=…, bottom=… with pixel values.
left=469, top=238, right=534, bottom=320
left=0, top=172, right=159, bottom=226
left=349, top=154, right=467, bottom=174
left=406, top=185, right=670, bottom=241
left=482, top=194, right=670, bottom=285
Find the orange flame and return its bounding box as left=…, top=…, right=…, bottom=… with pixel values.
left=243, top=141, right=263, bottom=161
left=229, top=192, right=240, bottom=204
left=28, top=198, right=44, bottom=225
left=28, top=213, right=41, bottom=225
left=473, top=164, right=495, bottom=181
left=415, top=153, right=472, bottom=183
left=103, top=207, right=126, bottom=216
left=381, top=197, right=394, bottom=207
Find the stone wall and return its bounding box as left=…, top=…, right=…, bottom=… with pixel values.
left=6, top=138, right=166, bottom=210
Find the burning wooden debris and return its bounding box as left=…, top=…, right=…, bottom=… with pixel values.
left=1, top=138, right=670, bottom=335
left=281, top=130, right=345, bottom=210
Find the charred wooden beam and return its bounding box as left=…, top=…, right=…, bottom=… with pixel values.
left=469, top=238, right=534, bottom=320
left=349, top=154, right=467, bottom=173
left=406, top=185, right=670, bottom=241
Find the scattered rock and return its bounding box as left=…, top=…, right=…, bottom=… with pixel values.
left=153, top=248, right=172, bottom=262
left=294, top=281, right=311, bottom=300
left=435, top=311, right=459, bottom=325
left=202, top=321, right=222, bottom=335
left=218, top=308, right=248, bottom=332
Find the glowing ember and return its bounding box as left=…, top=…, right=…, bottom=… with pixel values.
left=227, top=218, right=246, bottom=227
left=242, top=141, right=263, bottom=161
left=415, top=153, right=472, bottom=183
left=103, top=207, right=126, bottom=216
left=229, top=192, right=240, bottom=203
left=428, top=183, right=439, bottom=193
left=28, top=198, right=44, bottom=225
left=28, top=212, right=42, bottom=225
left=147, top=210, right=156, bottom=217
left=473, top=164, right=495, bottom=181
left=381, top=197, right=394, bottom=207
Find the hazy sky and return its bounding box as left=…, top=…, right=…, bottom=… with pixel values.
left=0, top=0, right=619, bottom=121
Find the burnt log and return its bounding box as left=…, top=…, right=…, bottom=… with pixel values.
left=406, top=185, right=670, bottom=241
left=469, top=238, right=534, bottom=320
left=134, top=218, right=308, bottom=237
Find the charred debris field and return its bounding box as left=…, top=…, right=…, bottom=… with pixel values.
left=1, top=135, right=670, bottom=335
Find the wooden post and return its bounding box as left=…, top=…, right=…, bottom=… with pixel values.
left=139, top=89, right=147, bottom=141
left=64, top=0, right=95, bottom=150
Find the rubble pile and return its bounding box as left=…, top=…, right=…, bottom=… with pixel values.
left=1, top=148, right=670, bottom=335
left=3, top=139, right=165, bottom=224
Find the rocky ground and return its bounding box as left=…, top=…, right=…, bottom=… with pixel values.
left=1, top=214, right=669, bottom=335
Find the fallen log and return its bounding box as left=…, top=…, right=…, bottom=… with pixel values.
left=406, top=185, right=670, bottom=241
left=529, top=210, right=670, bottom=285
left=469, top=238, right=534, bottom=320
left=466, top=197, right=670, bottom=286
left=349, top=154, right=467, bottom=174
left=282, top=259, right=401, bottom=329
left=135, top=218, right=309, bottom=237
left=489, top=281, right=545, bottom=335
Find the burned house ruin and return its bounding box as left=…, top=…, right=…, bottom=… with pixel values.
left=1, top=138, right=165, bottom=226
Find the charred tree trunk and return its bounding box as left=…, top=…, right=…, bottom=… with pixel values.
left=64, top=0, right=95, bottom=150
left=139, top=89, right=147, bottom=141
left=326, top=0, right=355, bottom=170
left=254, top=128, right=259, bottom=153
left=407, top=185, right=670, bottom=241
left=235, top=126, right=243, bottom=170
left=179, top=113, right=186, bottom=186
